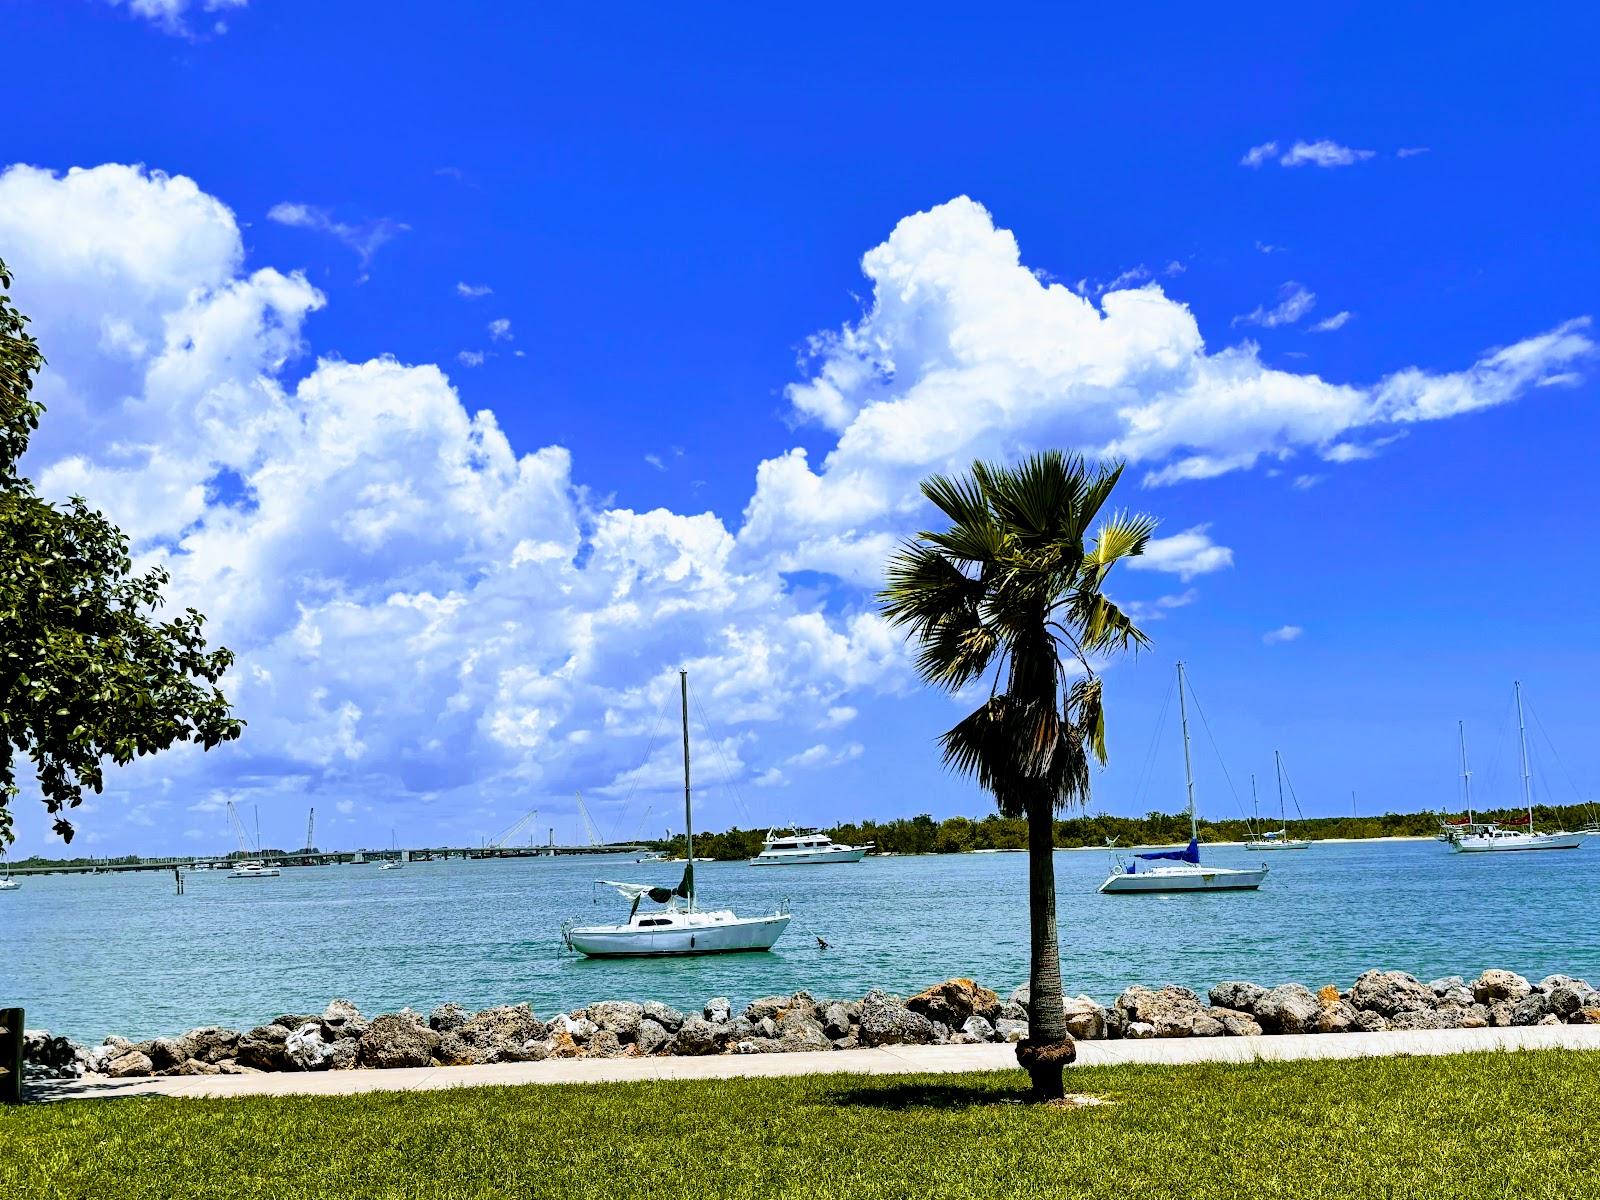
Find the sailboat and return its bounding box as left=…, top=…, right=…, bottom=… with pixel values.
left=0, top=854, right=18, bottom=891
left=1245, top=751, right=1311, bottom=849
left=563, top=670, right=791, bottom=956
left=379, top=829, right=404, bottom=870
left=1452, top=684, right=1585, bottom=853
left=227, top=802, right=281, bottom=878
left=1099, top=662, right=1269, bottom=894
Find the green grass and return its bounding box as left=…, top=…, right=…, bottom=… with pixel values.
left=5, top=1052, right=1599, bottom=1199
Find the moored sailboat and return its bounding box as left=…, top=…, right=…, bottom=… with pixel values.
left=563, top=670, right=790, bottom=956
left=1245, top=751, right=1311, bottom=850
left=1452, top=684, right=1584, bottom=853
left=1099, top=662, right=1269, bottom=894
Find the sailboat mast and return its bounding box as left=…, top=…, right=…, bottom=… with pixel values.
left=680, top=669, right=695, bottom=907
left=1515, top=681, right=1533, bottom=826
left=1458, top=720, right=1474, bottom=820
left=1176, top=661, right=1197, bottom=844
left=1275, top=750, right=1287, bottom=832
left=1251, top=775, right=1258, bottom=827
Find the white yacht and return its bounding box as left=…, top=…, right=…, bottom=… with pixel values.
left=750, top=828, right=871, bottom=866
left=0, top=857, right=18, bottom=891
left=1100, top=662, right=1269, bottom=894
left=564, top=670, right=790, bottom=957
left=1245, top=752, right=1311, bottom=850
left=1452, top=686, right=1585, bottom=854
left=228, top=860, right=280, bottom=879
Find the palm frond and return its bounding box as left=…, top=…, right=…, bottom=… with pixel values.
left=1086, top=509, right=1158, bottom=569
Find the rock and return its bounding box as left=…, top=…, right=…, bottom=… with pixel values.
left=962, top=1015, right=996, bottom=1042
left=994, top=1018, right=1030, bottom=1043
left=1429, top=977, right=1474, bottom=1007
left=1472, top=969, right=1532, bottom=1005
left=857, top=989, right=938, bottom=1047
left=1315, top=1000, right=1358, bottom=1034
left=1352, top=1010, right=1389, bottom=1033
left=107, top=1049, right=154, bottom=1078
left=588, top=1001, right=644, bottom=1041
left=184, top=1027, right=241, bottom=1064
left=774, top=1010, right=830, bottom=1053
left=821, top=1003, right=853, bottom=1040
left=1349, top=970, right=1436, bottom=1017
left=429, top=1003, right=470, bottom=1033
left=728, top=1017, right=758, bottom=1043
left=357, top=1014, right=441, bottom=1069
left=1213, top=1007, right=1264, bottom=1037
left=1538, top=1013, right=1562, bottom=1026
left=1009, top=985, right=1031, bottom=1014
left=284, top=1023, right=337, bottom=1071
left=326, top=1039, right=358, bottom=1070
left=236, top=1024, right=291, bottom=1071
left=1488, top=1001, right=1517, bottom=1027
left=1568, top=1007, right=1600, bottom=1025
left=832, top=1035, right=859, bottom=1051
left=1458, top=1009, right=1489, bottom=1029
left=997, top=1000, right=1028, bottom=1023
left=641, top=1001, right=686, bottom=1032
left=735, top=1038, right=780, bottom=1055
left=703, top=997, right=732, bottom=1023
left=742, top=995, right=790, bottom=1023
left=102, top=1035, right=133, bottom=1052
left=453, top=1004, right=545, bottom=1061
left=324, top=998, right=365, bottom=1026
left=436, top=1032, right=492, bottom=1066
left=587, top=1029, right=623, bottom=1057
left=1536, top=974, right=1587, bottom=994
left=1115, top=985, right=1211, bottom=1038
left=176, top=1058, right=222, bottom=1076
left=1432, top=1003, right=1475, bottom=1029
left=906, top=978, right=1001, bottom=1028
left=550, top=1014, right=597, bottom=1045
left=1546, top=984, right=1597, bottom=1019
left=1511, top=994, right=1551, bottom=1026
left=635, top=1018, right=670, bottom=1055
left=146, top=1035, right=198, bottom=1074
left=1388, top=1009, right=1444, bottom=1031
left=948, top=1033, right=983, bottom=1046
left=756, top=1017, right=779, bottom=1040
left=672, top=1017, right=725, bottom=1056
left=1209, top=981, right=1267, bottom=1015
left=1255, top=984, right=1321, bottom=1034
left=22, top=1031, right=89, bottom=1080
left=1062, top=996, right=1107, bottom=1041
left=1124, top=1021, right=1156, bottom=1040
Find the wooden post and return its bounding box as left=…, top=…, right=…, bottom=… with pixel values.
left=0, top=1007, right=23, bottom=1103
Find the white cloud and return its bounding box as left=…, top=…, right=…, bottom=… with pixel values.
left=456, top=282, right=492, bottom=298
left=644, top=453, right=666, bottom=471
left=457, top=350, right=485, bottom=367
left=1263, top=625, right=1304, bottom=644
left=488, top=318, right=513, bottom=341
left=1241, top=141, right=1280, bottom=168
left=1126, top=526, right=1234, bottom=581
left=0, top=172, right=1592, bottom=850
left=1397, top=147, right=1431, bottom=158
left=1311, top=311, right=1353, bottom=333
left=784, top=742, right=864, bottom=769
left=1255, top=241, right=1284, bottom=254
left=1120, top=589, right=1198, bottom=622
left=267, top=202, right=408, bottom=276
left=1235, top=283, right=1316, bottom=328
left=1280, top=140, right=1375, bottom=168
left=104, top=0, right=246, bottom=36
left=1291, top=474, right=1323, bottom=490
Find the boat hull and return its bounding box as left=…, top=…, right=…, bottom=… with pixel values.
left=1099, top=865, right=1269, bottom=894
left=566, top=913, right=791, bottom=957
left=1245, top=840, right=1311, bottom=850
left=1454, top=833, right=1585, bottom=853
left=750, top=848, right=867, bottom=865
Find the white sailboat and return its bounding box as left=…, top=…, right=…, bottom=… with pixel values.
left=1453, top=684, right=1584, bottom=853
left=750, top=828, right=871, bottom=865
left=0, top=854, right=18, bottom=891
left=1099, top=662, right=1269, bottom=894
left=1245, top=751, right=1311, bottom=850
left=379, top=829, right=404, bottom=870
left=226, top=802, right=281, bottom=878
left=564, top=670, right=790, bottom=956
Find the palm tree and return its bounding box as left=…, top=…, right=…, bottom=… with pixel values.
left=879, top=451, right=1153, bottom=1100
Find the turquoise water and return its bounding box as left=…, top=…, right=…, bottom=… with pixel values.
left=3, top=840, right=1597, bottom=1042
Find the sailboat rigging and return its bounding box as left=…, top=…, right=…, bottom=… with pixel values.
left=1246, top=750, right=1311, bottom=850
left=1449, top=683, right=1585, bottom=853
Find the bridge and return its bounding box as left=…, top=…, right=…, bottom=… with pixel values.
left=6, top=844, right=650, bottom=876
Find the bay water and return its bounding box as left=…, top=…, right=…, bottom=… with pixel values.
left=3, top=838, right=1596, bottom=1043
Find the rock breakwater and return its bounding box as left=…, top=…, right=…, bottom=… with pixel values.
left=22, top=968, right=1600, bottom=1080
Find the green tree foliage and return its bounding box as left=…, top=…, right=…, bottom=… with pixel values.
left=879, top=452, right=1153, bottom=1100
left=0, top=259, right=242, bottom=846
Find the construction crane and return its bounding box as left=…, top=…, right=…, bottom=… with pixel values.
left=490, top=806, right=539, bottom=851
left=576, top=792, right=603, bottom=847
left=303, top=807, right=316, bottom=853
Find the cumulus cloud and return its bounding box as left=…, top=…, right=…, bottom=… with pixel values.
left=1234, top=283, right=1316, bottom=329
left=488, top=318, right=513, bottom=341
left=1241, top=142, right=1279, bottom=167
left=456, top=282, right=492, bottom=298
left=1263, top=625, right=1304, bottom=644
left=267, top=202, right=408, bottom=277
left=0, top=174, right=1591, bottom=849
left=1243, top=140, right=1377, bottom=169
left=1311, top=311, right=1353, bottom=333
left=104, top=0, right=246, bottom=36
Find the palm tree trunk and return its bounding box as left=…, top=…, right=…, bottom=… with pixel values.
left=1015, top=786, right=1075, bottom=1100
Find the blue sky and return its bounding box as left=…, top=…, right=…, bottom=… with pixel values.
left=1, top=1, right=1596, bottom=855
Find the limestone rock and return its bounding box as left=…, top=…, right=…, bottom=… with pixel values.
left=1255, top=984, right=1321, bottom=1034
left=1213, top=1007, right=1264, bottom=1037
left=357, top=1014, right=441, bottom=1069
left=1388, top=1008, right=1444, bottom=1031
left=1568, top=1007, right=1600, bottom=1025
left=284, top=1023, right=336, bottom=1071
left=107, top=1049, right=154, bottom=1078
left=962, top=1015, right=996, bottom=1042
left=1546, top=984, right=1598, bottom=1019
left=237, top=1024, right=291, bottom=1071
left=550, top=1013, right=597, bottom=1045
left=641, top=1001, right=686, bottom=1032
left=1473, top=969, right=1532, bottom=1005
left=1537, top=1014, right=1562, bottom=1026
left=1429, top=977, right=1474, bottom=1007
left=177, top=1058, right=222, bottom=1076
left=453, top=1004, right=545, bottom=1061
left=1115, top=985, right=1210, bottom=1038
left=428, top=1003, right=470, bottom=1033
left=672, top=1017, right=725, bottom=1056
left=1209, top=981, right=1267, bottom=1015
left=1315, top=1000, right=1358, bottom=1035
left=1511, top=993, right=1551, bottom=1026
left=183, top=1027, right=241, bottom=1064
left=588, top=1001, right=644, bottom=1041
left=735, top=1038, right=780, bottom=1054
left=587, top=1029, right=623, bottom=1057
left=1124, top=1021, right=1156, bottom=1040
left=635, top=1018, right=670, bottom=1055
left=997, top=1000, right=1028, bottom=1023
left=821, top=1003, right=853, bottom=1040
left=906, top=978, right=1001, bottom=1028
left=703, top=997, right=732, bottom=1023
left=1349, top=970, right=1436, bottom=1017
left=326, top=1039, right=358, bottom=1070
left=1488, top=1001, right=1517, bottom=1027
left=1061, top=996, right=1107, bottom=1041
left=1352, top=1010, right=1389, bottom=1033
left=1536, top=974, right=1587, bottom=994
left=148, top=1035, right=198, bottom=1074
left=857, top=989, right=937, bottom=1047
left=1009, top=984, right=1031, bottom=1013
left=994, top=1018, right=1030, bottom=1043
left=775, top=1010, right=830, bottom=1053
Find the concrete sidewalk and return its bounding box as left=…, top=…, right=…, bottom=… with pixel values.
left=28, top=1024, right=1600, bottom=1103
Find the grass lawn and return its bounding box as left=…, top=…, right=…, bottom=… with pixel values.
left=5, top=1051, right=1599, bottom=1199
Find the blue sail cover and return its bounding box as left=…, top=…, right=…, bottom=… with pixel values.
left=1135, top=837, right=1200, bottom=864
